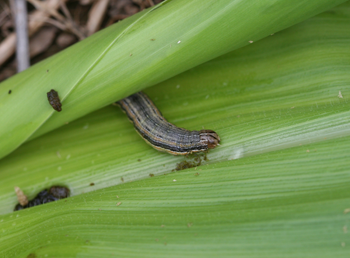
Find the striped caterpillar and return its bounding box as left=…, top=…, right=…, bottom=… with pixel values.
left=117, top=92, right=220, bottom=155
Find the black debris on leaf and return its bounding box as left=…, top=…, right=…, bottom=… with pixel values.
left=14, top=186, right=70, bottom=211
left=47, top=89, right=62, bottom=112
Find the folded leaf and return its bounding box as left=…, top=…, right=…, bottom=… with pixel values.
left=0, top=0, right=346, bottom=159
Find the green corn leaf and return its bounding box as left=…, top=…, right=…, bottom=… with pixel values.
left=0, top=0, right=346, bottom=159
left=1, top=1, right=350, bottom=257
left=1, top=136, right=349, bottom=257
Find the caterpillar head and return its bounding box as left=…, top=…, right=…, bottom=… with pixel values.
left=199, top=130, right=220, bottom=149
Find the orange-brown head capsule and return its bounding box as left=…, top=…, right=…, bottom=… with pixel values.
left=199, top=130, right=220, bottom=149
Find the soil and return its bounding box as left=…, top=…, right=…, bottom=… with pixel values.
left=0, top=0, right=164, bottom=82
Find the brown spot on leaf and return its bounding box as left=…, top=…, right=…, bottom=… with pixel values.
left=14, top=186, right=28, bottom=206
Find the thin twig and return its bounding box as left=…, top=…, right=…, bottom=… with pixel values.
left=0, top=2, right=11, bottom=26
left=43, top=17, right=67, bottom=31
left=60, top=1, right=86, bottom=39
left=60, top=1, right=73, bottom=21
left=28, top=0, right=86, bottom=39
left=0, top=0, right=66, bottom=66
left=86, top=0, right=109, bottom=36
left=11, top=0, right=30, bottom=72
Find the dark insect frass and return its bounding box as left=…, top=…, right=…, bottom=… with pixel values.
left=47, top=89, right=62, bottom=112
left=14, top=186, right=70, bottom=211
